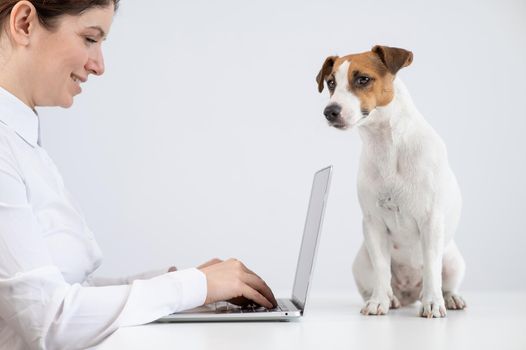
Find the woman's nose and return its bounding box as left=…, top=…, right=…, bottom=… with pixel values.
left=85, top=50, right=105, bottom=76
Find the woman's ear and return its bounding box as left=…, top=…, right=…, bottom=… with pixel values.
left=8, top=0, right=39, bottom=46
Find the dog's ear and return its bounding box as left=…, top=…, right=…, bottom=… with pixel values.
left=316, top=56, right=338, bottom=93
left=371, top=45, right=413, bottom=75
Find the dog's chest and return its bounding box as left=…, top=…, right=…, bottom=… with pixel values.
left=359, top=147, right=421, bottom=240
left=376, top=188, right=419, bottom=245
left=360, top=150, right=414, bottom=211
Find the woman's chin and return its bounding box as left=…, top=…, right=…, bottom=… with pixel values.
left=58, top=96, right=75, bottom=108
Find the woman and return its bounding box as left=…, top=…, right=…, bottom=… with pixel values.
left=0, top=1, right=276, bottom=349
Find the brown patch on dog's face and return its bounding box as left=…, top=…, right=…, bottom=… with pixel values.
left=317, top=45, right=413, bottom=130
left=342, top=52, right=393, bottom=115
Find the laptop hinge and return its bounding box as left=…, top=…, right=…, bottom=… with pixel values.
left=289, top=298, right=304, bottom=313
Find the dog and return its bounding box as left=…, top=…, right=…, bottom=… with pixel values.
left=316, top=45, right=466, bottom=318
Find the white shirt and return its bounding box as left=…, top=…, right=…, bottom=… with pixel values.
left=0, top=87, right=207, bottom=350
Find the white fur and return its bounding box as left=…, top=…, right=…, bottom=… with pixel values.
left=329, top=61, right=366, bottom=128
left=330, top=76, right=466, bottom=317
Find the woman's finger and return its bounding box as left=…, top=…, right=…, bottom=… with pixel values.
left=242, top=272, right=277, bottom=307
left=241, top=284, right=273, bottom=309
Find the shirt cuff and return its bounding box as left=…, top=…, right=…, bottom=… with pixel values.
left=118, top=267, right=207, bottom=326
left=169, top=267, right=207, bottom=311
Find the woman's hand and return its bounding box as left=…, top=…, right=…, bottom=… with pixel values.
left=197, top=258, right=223, bottom=269
left=167, top=258, right=221, bottom=273
left=198, top=258, right=277, bottom=309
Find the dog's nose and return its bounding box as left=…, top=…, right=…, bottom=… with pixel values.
left=324, top=104, right=342, bottom=122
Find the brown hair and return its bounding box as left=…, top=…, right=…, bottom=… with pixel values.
left=0, top=0, right=119, bottom=33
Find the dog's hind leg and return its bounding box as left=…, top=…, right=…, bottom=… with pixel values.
left=442, top=241, right=467, bottom=310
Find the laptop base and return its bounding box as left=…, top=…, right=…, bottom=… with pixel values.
left=156, top=298, right=302, bottom=322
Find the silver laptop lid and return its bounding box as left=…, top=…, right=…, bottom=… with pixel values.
left=291, top=166, right=332, bottom=311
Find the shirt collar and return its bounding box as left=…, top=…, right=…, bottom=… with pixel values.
left=0, top=86, right=40, bottom=147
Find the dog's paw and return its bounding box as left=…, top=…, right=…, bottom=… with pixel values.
left=443, top=292, right=466, bottom=310
left=361, top=295, right=399, bottom=315
left=361, top=298, right=390, bottom=315
left=420, top=298, right=447, bottom=318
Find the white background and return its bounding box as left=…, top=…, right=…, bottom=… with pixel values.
left=40, top=0, right=526, bottom=296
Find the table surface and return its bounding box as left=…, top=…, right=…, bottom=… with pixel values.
left=97, top=291, right=526, bottom=350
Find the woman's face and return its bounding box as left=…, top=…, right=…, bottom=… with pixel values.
left=29, top=5, right=115, bottom=108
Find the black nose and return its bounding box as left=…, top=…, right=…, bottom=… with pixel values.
left=324, top=104, right=342, bottom=122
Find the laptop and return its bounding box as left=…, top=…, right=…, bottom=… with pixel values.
left=156, top=165, right=332, bottom=322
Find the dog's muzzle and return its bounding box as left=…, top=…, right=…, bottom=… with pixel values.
left=324, top=104, right=342, bottom=123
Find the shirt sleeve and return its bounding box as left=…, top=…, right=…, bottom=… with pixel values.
left=83, top=268, right=171, bottom=286
left=0, top=140, right=207, bottom=350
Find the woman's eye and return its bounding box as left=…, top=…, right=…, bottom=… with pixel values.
left=85, top=37, right=98, bottom=44
left=356, top=76, right=371, bottom=86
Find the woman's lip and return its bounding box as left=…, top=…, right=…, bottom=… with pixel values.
left=71, top=74, right=87, bottom=83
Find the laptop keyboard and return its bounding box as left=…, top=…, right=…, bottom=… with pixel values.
left=214, top=300, right=288, bottom=314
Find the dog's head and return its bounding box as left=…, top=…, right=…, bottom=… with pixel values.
left=316, top=45, right=413, bottom=130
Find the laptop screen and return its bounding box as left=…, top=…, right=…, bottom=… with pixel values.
left=291, top=166, right=332, bottom=310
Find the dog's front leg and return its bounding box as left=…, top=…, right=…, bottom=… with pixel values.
left=419, top=215, right=447, bottom=318
left=360, top=216, right=395, bottom=315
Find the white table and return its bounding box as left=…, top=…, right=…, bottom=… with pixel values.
left=98, top=292, right=526, bottom=350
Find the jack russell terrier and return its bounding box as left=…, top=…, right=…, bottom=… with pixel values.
left=316, top=45, right=466, bottom=318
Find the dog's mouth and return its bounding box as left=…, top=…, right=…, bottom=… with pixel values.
left=326, top=110, right=371, bottom=130
left=328, top=121, right=348, bottom=130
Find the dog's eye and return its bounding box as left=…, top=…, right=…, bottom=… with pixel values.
left=355, top=76, right=371, bottom=87
left=327, top=79, right=336, bottom=90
